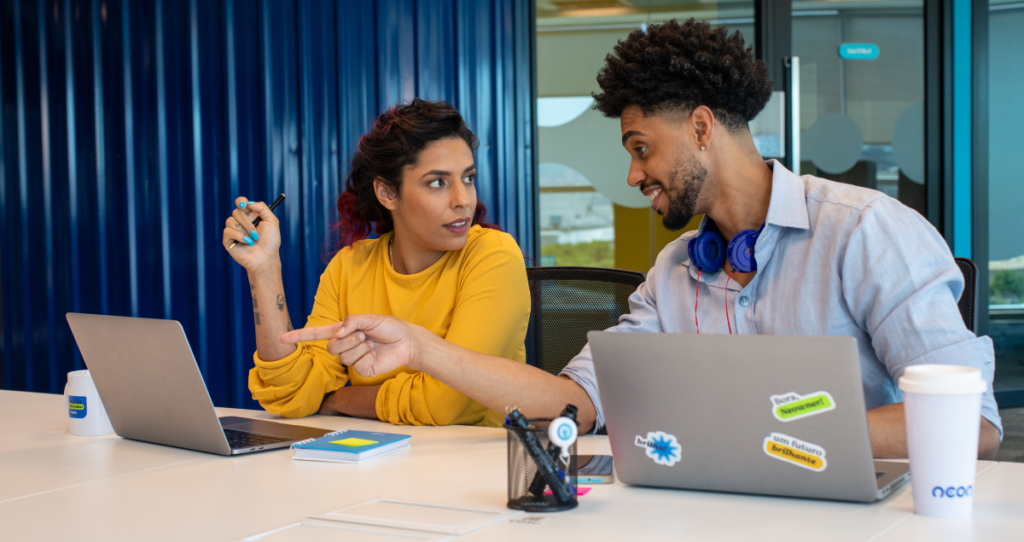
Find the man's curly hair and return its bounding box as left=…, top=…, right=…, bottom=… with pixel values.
left=593, top=19, right=773, bottom=132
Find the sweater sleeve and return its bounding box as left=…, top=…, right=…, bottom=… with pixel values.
left=375, top=233, right=531, bottom=427
left=247, top=257, right=350, bottom=418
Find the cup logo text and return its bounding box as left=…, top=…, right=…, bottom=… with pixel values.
left=932, top=485, right=973, bottom=498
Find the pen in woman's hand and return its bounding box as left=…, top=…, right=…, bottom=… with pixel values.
left=228, top=194, right=286, bottom=250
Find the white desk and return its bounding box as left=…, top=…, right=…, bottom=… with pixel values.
left=1, top=390, right=1020, bottom=541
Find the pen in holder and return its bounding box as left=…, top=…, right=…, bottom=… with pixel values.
left=504, top=408, right=579, bottom=512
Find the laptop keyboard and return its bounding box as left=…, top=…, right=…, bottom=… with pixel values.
left=223, top=428, right=292, bottom=449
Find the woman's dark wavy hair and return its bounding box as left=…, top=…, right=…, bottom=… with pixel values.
left=334, top=98, right=499, bottom=248
left=593, top=19, right=773, bottom=131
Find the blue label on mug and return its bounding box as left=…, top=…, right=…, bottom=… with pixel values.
left=69, top=395, right=87, bottom=418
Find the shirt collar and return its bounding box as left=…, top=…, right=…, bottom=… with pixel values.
left=694, top=159, right=809, bottom=236
left=763, top=159, right=810, bottom=230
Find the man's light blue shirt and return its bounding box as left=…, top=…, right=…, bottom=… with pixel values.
left=561, top=161, right=1001, bottom=436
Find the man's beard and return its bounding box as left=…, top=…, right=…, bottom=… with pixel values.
left=660, top=150, right=708, bottom=231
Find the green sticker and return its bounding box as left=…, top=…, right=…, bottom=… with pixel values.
left=771, top=391, right=835, bottom=422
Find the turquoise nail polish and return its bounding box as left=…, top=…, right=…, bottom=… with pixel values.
left=243, top=236, right=254, bottom=246
left=250, top=231, right=259, bottom=241
left=240, top=200, right=248, bottom=208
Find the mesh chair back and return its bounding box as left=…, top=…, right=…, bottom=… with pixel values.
left=525, top=267, right=646, bottom=376
left=954, top=257, right=978, bottom=333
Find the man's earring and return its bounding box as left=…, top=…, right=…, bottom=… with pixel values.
left=700, top=146, right=706, bottom=151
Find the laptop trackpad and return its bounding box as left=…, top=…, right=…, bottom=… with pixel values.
left=219, top=416, right=331, bottom=440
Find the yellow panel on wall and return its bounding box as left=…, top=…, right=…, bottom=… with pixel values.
left=613, top=205, right=701, bottom=273
left=612, top=205, right=650, bottom=273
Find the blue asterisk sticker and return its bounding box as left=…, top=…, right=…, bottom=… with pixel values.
left=634, top=431, right=681, bottom=466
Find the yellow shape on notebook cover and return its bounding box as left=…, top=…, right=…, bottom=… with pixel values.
left=330, top=437, right=378, bottom=448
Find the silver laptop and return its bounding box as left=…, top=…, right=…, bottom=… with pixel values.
left=66, top=313, right=330, bottom=455
left=588, top=332, right=910, bottom=502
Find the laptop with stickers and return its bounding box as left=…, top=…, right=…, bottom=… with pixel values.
left=588, top=332, right=910, bottom=502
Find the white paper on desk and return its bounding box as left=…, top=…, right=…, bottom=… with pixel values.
left=309, top=499, right=523, bottom=536
left=240, top=519, right=453, bottom=542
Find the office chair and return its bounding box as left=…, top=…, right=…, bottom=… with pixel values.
left=524, top=266, right=646, bottom=377
left=955, top=257, right=978, bottom=333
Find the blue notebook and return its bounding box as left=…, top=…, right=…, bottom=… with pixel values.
left=290, top=430, right=411, bottom=463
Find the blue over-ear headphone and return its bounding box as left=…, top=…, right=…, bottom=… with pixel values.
left=687, top=222, right=765, bottom=274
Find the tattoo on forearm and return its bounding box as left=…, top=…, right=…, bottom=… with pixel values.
left=249, top=283, right=254, bottom=291
left=287, top=321, right=294, bottom=331
left=252, top=295, right=257, bottom=309
left=276, top=294, right=285, bottom=311
left=254, top=312, right=261, bottom=325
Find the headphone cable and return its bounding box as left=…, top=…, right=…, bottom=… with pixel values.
left=724, top=272, right=735, bottom=335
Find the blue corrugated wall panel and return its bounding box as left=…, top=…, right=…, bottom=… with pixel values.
left=0, top=0, right=536, bottom=408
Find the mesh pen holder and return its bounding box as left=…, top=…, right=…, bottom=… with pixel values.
left=505, top=418, right=578, bottom=512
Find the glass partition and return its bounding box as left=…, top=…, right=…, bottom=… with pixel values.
left=792, top=1, right=925, bottom=214
left=535, top=1, right=755, bottom=273
left=988, top=0, right=1024, bottom=398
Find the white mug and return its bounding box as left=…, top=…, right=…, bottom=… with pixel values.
left=64, top=370, right=114, bottom=436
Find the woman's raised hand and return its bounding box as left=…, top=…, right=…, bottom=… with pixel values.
left=222, top=197, right=282, bottom=271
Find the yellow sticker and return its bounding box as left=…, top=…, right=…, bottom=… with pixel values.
left=762, top=432, right=827, bottom=472
left=330, top=438, right=378, bottom=448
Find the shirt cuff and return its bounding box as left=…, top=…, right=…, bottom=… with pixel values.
left=894, top=335, right=1002, bottom=440
left=560, top=359, right=605, bottom=432
left=374, top=380, right=391, bottom=423
left=252, top=346, right=304, bottom=373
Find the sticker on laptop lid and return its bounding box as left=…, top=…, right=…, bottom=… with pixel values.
left=634, top=431, right=681, bottom=467
left=763, top=432, right=827, bottom=472
left=770, top=391, right=835, bottom=422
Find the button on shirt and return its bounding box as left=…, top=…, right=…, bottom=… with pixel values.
left=561, top=160, right=1001, bottom=435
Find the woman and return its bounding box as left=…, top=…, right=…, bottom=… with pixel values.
left=222, top=99, right=530, bottom=427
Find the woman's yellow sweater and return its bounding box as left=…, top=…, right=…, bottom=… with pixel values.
left=248, top=226, right=530, bottom=427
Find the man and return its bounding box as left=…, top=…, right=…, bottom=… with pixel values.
left=285, top=19, right=1000, bottom=459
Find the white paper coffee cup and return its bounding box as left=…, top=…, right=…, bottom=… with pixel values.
left=64, top=370, right=114, bottom=436
left=899, top=364, right=986, bottom=518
